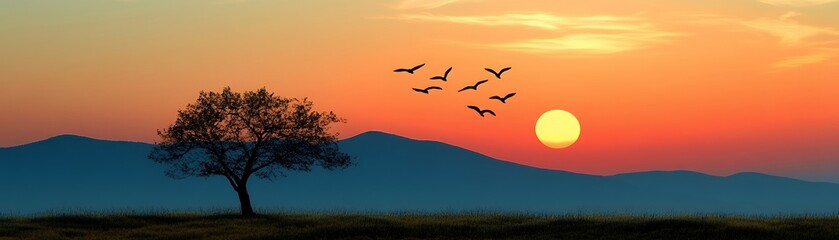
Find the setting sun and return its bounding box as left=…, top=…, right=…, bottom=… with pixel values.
left=535, top=110, right=581, bottom=149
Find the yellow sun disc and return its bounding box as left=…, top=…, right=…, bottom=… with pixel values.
left=535, top=110, right=581, bottom=149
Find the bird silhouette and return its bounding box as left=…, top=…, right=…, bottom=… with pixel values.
left=489, top=92, right=517, bottom=103
left=394, top=63, right=425, bottom=74
left=467, top=106, right=496, bottom=117
left=430, top=67, right=452, bottom=81
left=458, top=79, right=489, bottom=92
left=412, top=86, right=443, bottom=94
left=485, top=67, right=511, bottom=79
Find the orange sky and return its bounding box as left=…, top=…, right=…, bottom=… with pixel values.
left=1, top=0, right=838, bottom=181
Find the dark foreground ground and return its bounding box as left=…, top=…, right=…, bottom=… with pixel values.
left=2, top=212, right=839, bottom=240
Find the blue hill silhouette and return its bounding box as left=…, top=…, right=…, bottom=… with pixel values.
left=1, top=131, right=838, bottom=214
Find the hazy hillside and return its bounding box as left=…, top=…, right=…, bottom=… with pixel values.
left=1, top=132, right=838, bottom=214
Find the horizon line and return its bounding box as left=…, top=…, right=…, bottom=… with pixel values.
left=1, top=131, right=830, bottom=184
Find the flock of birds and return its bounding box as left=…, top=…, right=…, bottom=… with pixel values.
left=394, top=63, right=516, bottom=117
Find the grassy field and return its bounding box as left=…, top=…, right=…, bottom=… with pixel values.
left=2, top=212, right=839, bottom=240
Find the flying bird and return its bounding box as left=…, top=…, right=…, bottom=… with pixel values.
left=394, top=63, right=425, bottom=74
left=467, top=106, right=496, bottom=117
left=458, top=79, right=489, bottom=92
left=430, top=67, right=452, bottom=81
left=412, top=86, right=443, bottom=94
left=485, top=67, right=511, bottom=79
left=489, top=93, right=517, bottom=103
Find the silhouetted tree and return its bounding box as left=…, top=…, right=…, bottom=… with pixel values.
left=149, top=87, right=352, bottom=216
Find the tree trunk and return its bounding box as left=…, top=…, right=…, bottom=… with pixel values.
left=236, top=185, right=256, bottom=217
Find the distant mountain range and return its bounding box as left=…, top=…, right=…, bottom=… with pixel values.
left=1, top=131, right=838, bottom=215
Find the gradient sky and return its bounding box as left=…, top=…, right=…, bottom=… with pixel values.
left=1, top=0, right=838, bottom=182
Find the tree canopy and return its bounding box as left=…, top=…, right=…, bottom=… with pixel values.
left=149, top=87, right=352, bottom=216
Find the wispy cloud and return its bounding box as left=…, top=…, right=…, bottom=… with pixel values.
left=109, top=0, right=249, bottom=3
left=756, top=0, right=839, bottom=6
left=397, top=13, right=679, bottom=54
left=395, top=0, right=480, bottom=10
left=684, top=12, right=839, bottom=46
left=399, top=13, right=649, bottom=31
left=685, top=12, right=839, bottom=69
left=685, top=12, right=839, bottom=46
left=742, top=13, right=839, bottom=46
left=769, top=52, right=833, bottom=68
left=487, top=32, right=678, bottom=54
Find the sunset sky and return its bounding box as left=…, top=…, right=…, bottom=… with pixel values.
left=1, top=0, right=837, bottom=182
